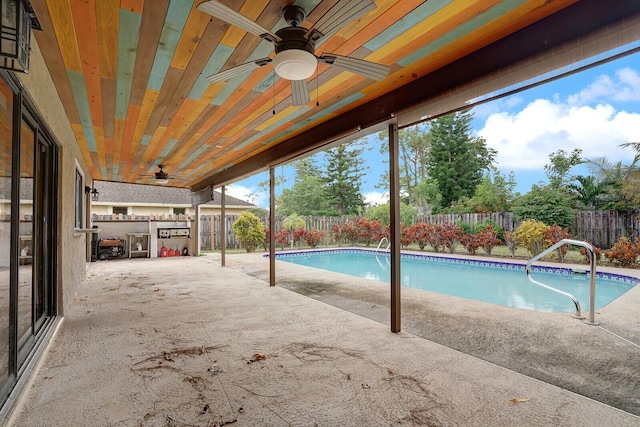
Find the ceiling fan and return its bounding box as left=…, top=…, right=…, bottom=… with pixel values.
left=136, top=164, right=171, bottom=185
left=153, top=165, right=170, bottom=185
left=197, top=0, right=391, bottom=106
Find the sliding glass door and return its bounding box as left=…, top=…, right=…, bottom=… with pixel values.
left=0, top=72, right=14, bottom=401
left=0, top=74, right=58, bottom=408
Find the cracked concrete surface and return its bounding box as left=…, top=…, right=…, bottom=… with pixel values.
left=6, top=254, right=640, bottom=426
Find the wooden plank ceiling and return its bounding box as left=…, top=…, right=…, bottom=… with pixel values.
left=30, top=0, right=582, bottom=189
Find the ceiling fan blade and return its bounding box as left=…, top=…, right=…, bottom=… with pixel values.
left=197, top=1, right=281, bottom=42
left=306, top=0, right=375, bottom=40
left=291, top=80, right=310, bottom=106
left=206, top=58, right=272, bottom=83
left=318, top=54, right=390, bottom=81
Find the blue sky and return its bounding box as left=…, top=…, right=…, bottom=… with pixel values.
left=226, top=50, right=640, bottom=209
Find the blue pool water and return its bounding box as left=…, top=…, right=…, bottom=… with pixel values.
left=274, top=249, right=637, bottom=312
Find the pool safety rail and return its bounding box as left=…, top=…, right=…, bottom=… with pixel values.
left=376, top=237, right=391, bottom=251
left=526, top=239, right=598, bottom=325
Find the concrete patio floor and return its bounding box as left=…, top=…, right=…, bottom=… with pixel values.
left=6, top=254, right=640, bottom=426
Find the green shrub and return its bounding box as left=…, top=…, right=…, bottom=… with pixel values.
left=512, top=184, right=574, bottom=229
left=475, top=219, right=504, bottom=241
left=456, top=220, right=472, bottom=235
left=232, top=211, right=266, bottom=253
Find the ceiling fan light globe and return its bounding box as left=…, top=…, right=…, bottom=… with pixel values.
left=273, top=50, right=317, bottom=80
left=155, top=178, right=169, bottom=185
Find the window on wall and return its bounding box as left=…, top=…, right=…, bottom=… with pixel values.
left=112, top=206, right=127, bottom=215
left=173, top=207, right=186, bottom=216
left=74, top=167, right=83, bottom=229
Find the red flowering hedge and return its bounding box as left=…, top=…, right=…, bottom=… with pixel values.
left=460, top=233, right=480, bottom=255
left=304, top=229, right=326, bottom=248
left=476, top=225, right=502, bottom=256
left=332, top=219, right=386, bottom=246
left=604, top=236, right=640, bottom=267
left=580, top=244, right=602, bottom=263
left=407, top=222, right=431, bottom=250
left=275, top=230, right=290, bottom=250
left=544, top=224, right=572, bottom=262
left=440, top=223, right=463, bottom=254
left=292, top=227, right=307, bottom=246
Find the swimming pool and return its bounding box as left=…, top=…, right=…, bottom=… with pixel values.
left=273, top=249, right=637, bottom=312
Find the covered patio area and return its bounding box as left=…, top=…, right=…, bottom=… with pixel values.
left=6, top=255, right=638, bottom=426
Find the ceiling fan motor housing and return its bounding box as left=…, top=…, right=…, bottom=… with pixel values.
left=273, top=26, right=317, bottom=80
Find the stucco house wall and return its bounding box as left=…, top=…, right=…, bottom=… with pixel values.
left=17, top=37, right=92, bottom=315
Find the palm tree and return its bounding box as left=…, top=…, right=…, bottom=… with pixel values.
left=581, top=154, right=638, bottom=209
left=566, top=175, right=613, bottom=209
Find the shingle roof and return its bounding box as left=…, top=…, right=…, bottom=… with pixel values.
left=0, top=177, right=33, bottom=200
left=93, top=181, right=255, bottom=207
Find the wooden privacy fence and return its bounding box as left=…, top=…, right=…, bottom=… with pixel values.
left=418, top=212, right=517, bottom=232
left=199, top=214, right=355, bottom=250
left=573, top=210, right=640, bottom=249
left=94, top=210, right=639, bottom=251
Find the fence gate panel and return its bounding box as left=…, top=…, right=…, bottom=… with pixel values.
left=200, top=215, right=212, bottom=250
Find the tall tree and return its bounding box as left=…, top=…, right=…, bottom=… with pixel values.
left=465, top=169, right=516, bottom=213
left=426, top=110, right=496, bottom=208
left=413, top=178, right=443, bottom=214
left=322, top=141, right=367, bottom=216
left=617, top=142, right=640, bottom=208
left=544, top=148, right=583, bottom=189
left=277, top=158, right=331, bottom=216
left=377, top=123, right=431, bottom=207
left=567, top=175, right=615, bottom=209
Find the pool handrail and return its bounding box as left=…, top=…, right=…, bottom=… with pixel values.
left=526, top=238, right=598, bottom=325
left=376, top=237, right=391, bottom=251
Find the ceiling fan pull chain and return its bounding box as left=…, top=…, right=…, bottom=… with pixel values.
left=272, top=73, right=276, bottom=115
left=316, top=67, right=319, bottom=107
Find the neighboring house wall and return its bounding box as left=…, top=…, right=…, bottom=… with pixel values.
left=91, top=204, right=251, bottom=218
left=199, top=206, right=248, bottom=216
left=92, top=204, right=193, bottom=216
left=88, top=182, right=256, bottom=257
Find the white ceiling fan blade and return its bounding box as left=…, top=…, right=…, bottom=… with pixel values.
left=306, top=0, right=375, bottom=40
left=197, top=1, right=281, bottom=42
left=291, top=80, right=310, bottom=106
left=206, top=58, right=272, bottom=83
left=318, top=54, right=390, bottom=81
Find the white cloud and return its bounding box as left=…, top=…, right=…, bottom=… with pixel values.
left=478, top=82, right=640, bottom=172
left=364, top=191, right=389, bottom=206
left=225, top=183, right=269, bottom=208
left=472, top=95, right=524, bottom=120
left=568, top=67, right=640, bottom=105
left=615, top=68, right=640, bottom=101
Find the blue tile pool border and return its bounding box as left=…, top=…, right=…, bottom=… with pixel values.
left=267, top=248, right=640, bottom=286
